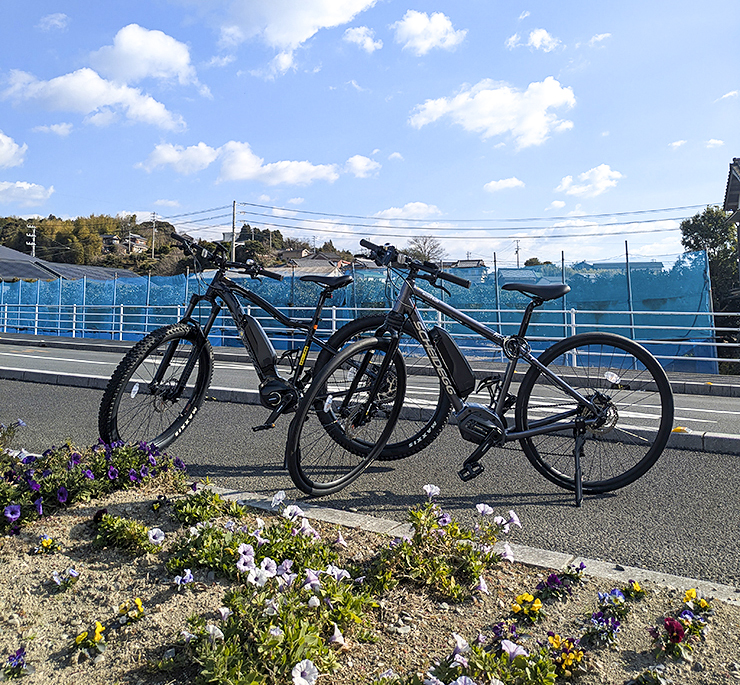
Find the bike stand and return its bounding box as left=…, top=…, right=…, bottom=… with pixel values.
left=573, top=423, right=586, bottom=507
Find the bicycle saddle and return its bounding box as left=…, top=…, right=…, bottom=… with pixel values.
left=502, top=282, right=571, bottom=301
left=299, top=274, right=354, bottom=290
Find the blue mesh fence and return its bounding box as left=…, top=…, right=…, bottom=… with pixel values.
left=0, top=251, right=716, bottom=372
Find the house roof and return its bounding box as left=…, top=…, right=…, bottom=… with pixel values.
left=724, top=157, right=740, bottom=211
left=0, top=245, right=138, bottom=281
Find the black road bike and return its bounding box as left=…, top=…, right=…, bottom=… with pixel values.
left=98, top=233, right=451, bottom=458
left=285, top=240, right=675, bottom=506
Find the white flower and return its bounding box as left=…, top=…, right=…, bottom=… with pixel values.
left=260, top=557, right=278, bottom=577
left=501, top=542, right=514, bottom=562
left=475, top=503, right=494, bottom=516
left=328, top=622, right=345, bottom=646
left=255, top=517, right=265, bottom=529
left=423, top=484, right=440, bottom=499
left=271, top=490, right=286, bottom=508
left=236, top=555, right=256, bottom=573
left=307, top=595, right=320, bottom=608
left=334, top=530, right=348, bottom=547
left=148, top=527, right=165, bottom=545
left=508, top=510, right=521, bottom=528
left=237, top=543, right=255, bottom=559
left=292, top=658, right=319, bottom=685
left=269, top=626, right=284, bottom=637
left=205, top=624, right=224, bottom=642
left=283, top=504, right=305, bottom=521
left=452, top=632, right=470, bottom=656
left=247, top=567, right=271, bottom=586
left=218, top=607, right=232, bottom=621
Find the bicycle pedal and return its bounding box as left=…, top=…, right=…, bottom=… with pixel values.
left=458, top=461, right=485, bottom=482
left=252, top=423, right=275, bottom=432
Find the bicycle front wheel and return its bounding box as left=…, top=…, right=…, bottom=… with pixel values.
left=317, top=315, right=452, bottom=461
left=287, top=337, right=406, bottom=495
left=515, top=332, right=674, bottom=493
left=98, top=323, right=213, bottom=449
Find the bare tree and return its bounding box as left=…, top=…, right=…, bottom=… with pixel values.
left=404, top=236, right=448, bottom=265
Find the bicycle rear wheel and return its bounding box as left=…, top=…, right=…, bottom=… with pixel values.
left=515, top=332, right=673, bottom=493
left=317, top=315, right=452, bottom=460
left=286, top=337, right=405, bottom=495
left=98, top=323, right=213, bottom=449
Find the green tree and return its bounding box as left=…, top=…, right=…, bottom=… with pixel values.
left=680, top=205, right=738, bottom=311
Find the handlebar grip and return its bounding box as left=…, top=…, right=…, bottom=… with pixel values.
left=360, top=239, right=383, bottom=253
left=439, top=270, right=471, bottom=289
left=259, top=269, right=283, bottom=281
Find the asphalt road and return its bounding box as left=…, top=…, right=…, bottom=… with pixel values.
left=3, top=378, right=739, bottom=589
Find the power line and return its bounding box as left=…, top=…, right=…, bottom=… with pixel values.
left=238, top=200, right=711, bottom=223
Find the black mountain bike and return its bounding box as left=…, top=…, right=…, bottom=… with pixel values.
left=98, top=233, right=451, bottom=458
left=285, top=240, right=675, bottom=506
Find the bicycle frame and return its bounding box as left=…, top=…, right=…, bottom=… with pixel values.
left=155, top=268, right=343, bottom=427
left=382, top=273, right=602, bottom=444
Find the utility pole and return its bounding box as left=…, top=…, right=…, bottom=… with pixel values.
left=151, top=212, right=156, bottom=258
left=25, top=224, right=37, bottom=257
left=231, top=200, right=236, bottom=261
left=515, top=239, right=520, bottom=268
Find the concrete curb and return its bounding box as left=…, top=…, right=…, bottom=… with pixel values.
left=208, top=484, right=740, bottom=606
left=3, top=365, right=740, bottom=453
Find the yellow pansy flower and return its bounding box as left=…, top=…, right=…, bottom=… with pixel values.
left=134, top=597, right=144, bottom=613
left=93, top=621, right=105, bottom=642
left=75, top=631, right=88, bottom=645
left=511, top=603, right=521, bottom=613
left=532, top=598, right=542, bottom=612
left=548, top=634, right=562, bottom=649
left=684, top=588, right=697, bottom=602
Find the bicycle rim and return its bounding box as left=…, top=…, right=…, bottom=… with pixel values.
left=516, top=332, right=674, bottom=493
left=100, top=324, right=212, bottom=448
left=287, top=337, right=405, bottom=495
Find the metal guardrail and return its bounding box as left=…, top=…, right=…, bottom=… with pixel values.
left=0, top=302, right=736, bottom=372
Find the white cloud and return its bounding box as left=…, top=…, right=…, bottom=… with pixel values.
left=375, top=202, right=441, bottom=219
left=213, top=0, right=377, bottom=74
left=2, top=68, right=185, bottom=131
left=527, top=28, right=560, bottom=52
left=220, top=142, right=339, bottom=184
left=388, top=152, right=404, bottom=161
left=409, top=77, right=575, bottom=149
left=547, top=200, right=566, bottom=210
left=555, top=164, right=622, bottom=197
left=37, top=13, right=69, bottom=32
left=391, top=10, right=467, bottom=55
left=717, top=90, right=738, bottom=101
left=0, top=131, right=27, bottom=168
left=0, top=181, right=54, bottom=206
left=139, top=142, right=219, bottom=174
left=32, top=122, right=73, bottom=136
left=504, top=33, right=520, bottom=50
left=706, top=139, right=724, bottom=148
left=90, top=24, right=208, bottom=95
left=588, top=33, right=611, bottom=46
left=519, top=11, right=531, bottom=20
left=344, top=26, right=382, bottom=53
left=345, top=154, right=381, bottom=177
left=205, top=55, right=237, bottom=68
left=484, top=177, right=524, bottom=192
left=288, top=197, right=304, bottom=205
left=508, top=29, right=561, bottom=51
left=154, top=199, right=181, bottom=207
left=669, top=140, right=686, bottom=149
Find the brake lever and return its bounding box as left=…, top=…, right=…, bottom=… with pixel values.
left=419, top=273, right=450, bottom=297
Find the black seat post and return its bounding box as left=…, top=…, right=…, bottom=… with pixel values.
left=516, top=296, right=544, bottom=337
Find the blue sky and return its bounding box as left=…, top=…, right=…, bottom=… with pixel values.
left=1, top=1, right=738, bottom=266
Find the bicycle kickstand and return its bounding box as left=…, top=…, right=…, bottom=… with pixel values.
left=573, top=423, right=586, bottom=507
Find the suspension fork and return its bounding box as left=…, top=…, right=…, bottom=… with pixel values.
left=152, top=293, right=217, bottom=394
left=341, top=312, right=404, bottom=426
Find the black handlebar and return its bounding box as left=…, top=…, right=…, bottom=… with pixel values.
left=170, top=232, right=282, bottom=280
left=359, top=238, right=470, bottom=289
